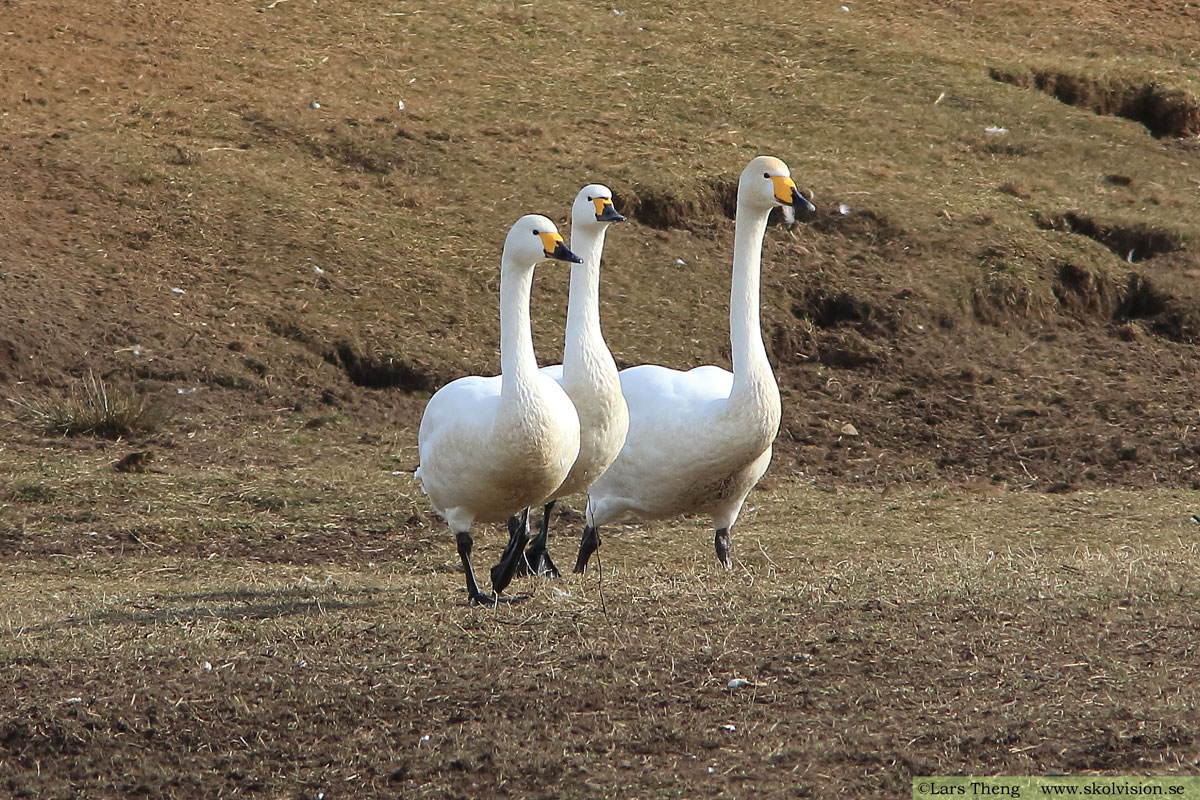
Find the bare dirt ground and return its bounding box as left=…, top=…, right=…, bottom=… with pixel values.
left=3, top=0, right=1200, bottom=796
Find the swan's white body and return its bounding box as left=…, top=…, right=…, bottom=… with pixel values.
left=416, top=369, right=579, bottom=530
left=540, top=186, right=629, bottom=500
left=581, top=156, right=812, bottom=568
left=587, top=362, right=775, bottom=530
left=415, top=215, right=580, bottom=601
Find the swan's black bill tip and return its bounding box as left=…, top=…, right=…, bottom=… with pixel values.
left=596, top=206, right=626, bottom=223
left=791, top=187, right=816, bottom=215
left=547, top=241, right=584, bottom=264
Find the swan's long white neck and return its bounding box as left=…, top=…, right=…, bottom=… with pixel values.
left=729, top=200, right=776, bottom=400
left=563, top=223, right=609, bottom=367
left=498, top=254, right=538, bottom=403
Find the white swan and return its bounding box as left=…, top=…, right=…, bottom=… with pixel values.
left=515, top=185, right=629, bottom=578
left=415, top=215, right=582, bottom=604
left=574, top=155, right=815, bottom=573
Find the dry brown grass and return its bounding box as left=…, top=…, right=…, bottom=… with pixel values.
left=5, top=372, right=169, bottom=438
left=3, top=449, right=1200, bottom=797
left=3, top=420, right=1200, bottom=799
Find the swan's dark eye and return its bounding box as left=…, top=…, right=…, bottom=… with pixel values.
left=763, top=172, right=771, bottom=179
left=532, top=229, right=540, bottom=235
left=587, top=197, right=594, bottom=202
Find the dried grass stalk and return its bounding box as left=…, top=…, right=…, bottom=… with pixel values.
left=6, top=371, right=168, bottom=438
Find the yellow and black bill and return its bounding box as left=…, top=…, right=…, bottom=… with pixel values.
left=770, top=175, right=816, bottom=214
left=592, top=197, right=627, bottom=223
left=538, top=231, right=584, bottom=263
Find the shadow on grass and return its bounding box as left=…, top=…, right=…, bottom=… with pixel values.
left=46, top=586, right=386, bottom=630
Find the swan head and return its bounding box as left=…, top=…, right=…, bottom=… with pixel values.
left=505, top=214, right=583, bottom=266
left=739, top=155, right=816, bottom=224
left=572, top=184, right=626, bottom=227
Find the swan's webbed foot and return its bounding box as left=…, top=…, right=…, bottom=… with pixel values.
left=520, top=501, right=561, bottom=579
left=714, top=527, right=732, bottom=569
left=573, top=524, right=601, bottom=574
left=490, top=509, right=531, bottom=594
left=468, top=590, right=528, bottom=606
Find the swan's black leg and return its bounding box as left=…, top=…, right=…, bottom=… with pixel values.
left=574, top=523, right=601, bottom=574
left=457, top=530, right=509, bottom=605
left=714, top=527, right=732, bottom=569
left=489, top=508, right=531, bottom=595
left=493, top=511, right=530, bottom=577
left=522, top=500, right=562, bottom=578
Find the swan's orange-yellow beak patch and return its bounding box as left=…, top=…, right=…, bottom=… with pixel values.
left=539, top=230, right=564, bottom=255
left=770, top=175, right=798, bottom=205
left=592, top=197, right=613, bottom=216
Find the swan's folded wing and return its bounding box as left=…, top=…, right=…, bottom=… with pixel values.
left=421, top=374, right=499, bottom=414
left=417, top=375, right=502, bottom=447
left=540, top=363, right=565, bottom=386
left=619, top=364, right=733, bottom=416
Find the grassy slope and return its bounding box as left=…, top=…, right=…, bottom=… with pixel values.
left=3, top=0, right=1200, bottom=487
left=3, top=0, right=1199, bottom=382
